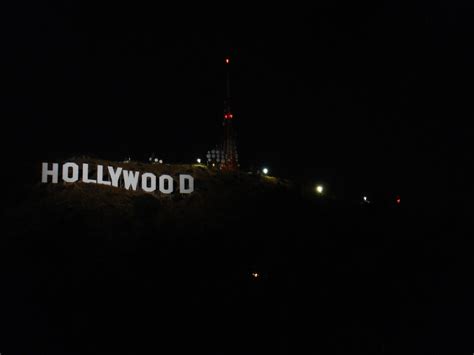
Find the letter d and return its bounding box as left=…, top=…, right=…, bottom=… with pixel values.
left=179, top=174, right=194, bottom=194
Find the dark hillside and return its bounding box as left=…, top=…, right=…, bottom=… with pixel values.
left=0, top=159, right=471, bottom=355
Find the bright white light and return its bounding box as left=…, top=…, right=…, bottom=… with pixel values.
left=159, top=159, right=163, bottom=164
left=262, top=168, right=269, bottom=175
left=316, top=185, right=324, bottom=194
left=251, top=272, right=260, bottom=278
left=363, top=196, right=367, bottom=201
left=197, top=158, right=201, bottom=164
left=154, top=158, right=158, bottom=163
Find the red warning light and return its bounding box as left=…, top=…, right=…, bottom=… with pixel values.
left=396, top=196, right=401, bottom=204
left=225, top=58, right=230, bottom=64
left=224, top=114, right=228, bottom=119
left=229, top=113, right=233, bottom=119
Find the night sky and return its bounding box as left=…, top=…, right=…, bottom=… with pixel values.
left=2, top=2, right=473, bottom=203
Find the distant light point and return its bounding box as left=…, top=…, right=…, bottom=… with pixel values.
left=262, top=168, right=269, bottom=175
left=251, top=272, right=260, bottom=279
left=316, top=185, right=324, bottom=194
left=197, top=158, right=201, bottom=164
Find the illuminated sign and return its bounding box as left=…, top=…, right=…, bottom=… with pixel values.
left=41, top=162, right=194, bottom=194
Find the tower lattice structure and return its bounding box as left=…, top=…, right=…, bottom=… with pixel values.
left=220, top=57, right=238, bottom=171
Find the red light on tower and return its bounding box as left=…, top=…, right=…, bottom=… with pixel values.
left=225, top=58, right=230, bottom=64
left=396, top=196, right=401, bottom=204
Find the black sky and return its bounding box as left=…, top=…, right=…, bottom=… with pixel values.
left=2, top=2, right=473, bottom=202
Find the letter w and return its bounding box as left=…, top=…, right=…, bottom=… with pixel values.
left=123, top=170, right=140, bottom=191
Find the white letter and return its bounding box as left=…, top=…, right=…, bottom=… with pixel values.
left=141, top=173, right=157, bottom=192
left=82, top=163, right=96, bottom=184
left=159, top=175, right=174, bottom=194
left=41, top=162, right=58, bottom=183
left=97, top=165, right=111, bottom=186
left=179, top=174, right=194, bottom=194
left=123, top=170, right=140, bottom=191
left=108, top=166, right=123, bottom=187
left=62, top=162, right=79, bottom=183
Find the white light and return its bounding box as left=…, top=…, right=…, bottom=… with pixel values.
left=316, top=185, right=324, bottom=194
left=363, top=196, right=367, bottom=201
left=159, top=160, right=163, bottom=164
left=197, top=158, right=201, bottom=164
left=154, top=158, right=158, bottom=163
left=262, top=168, right=269, bottom=175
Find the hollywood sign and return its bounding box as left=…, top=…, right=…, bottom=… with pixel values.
left=41, top=162, right=194, bottom=194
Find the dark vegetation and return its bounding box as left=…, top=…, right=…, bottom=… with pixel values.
left=0, top=159, right=471, bottom=354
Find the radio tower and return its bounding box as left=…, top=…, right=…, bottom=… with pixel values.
left=220, top=57, right=239, bottom=171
